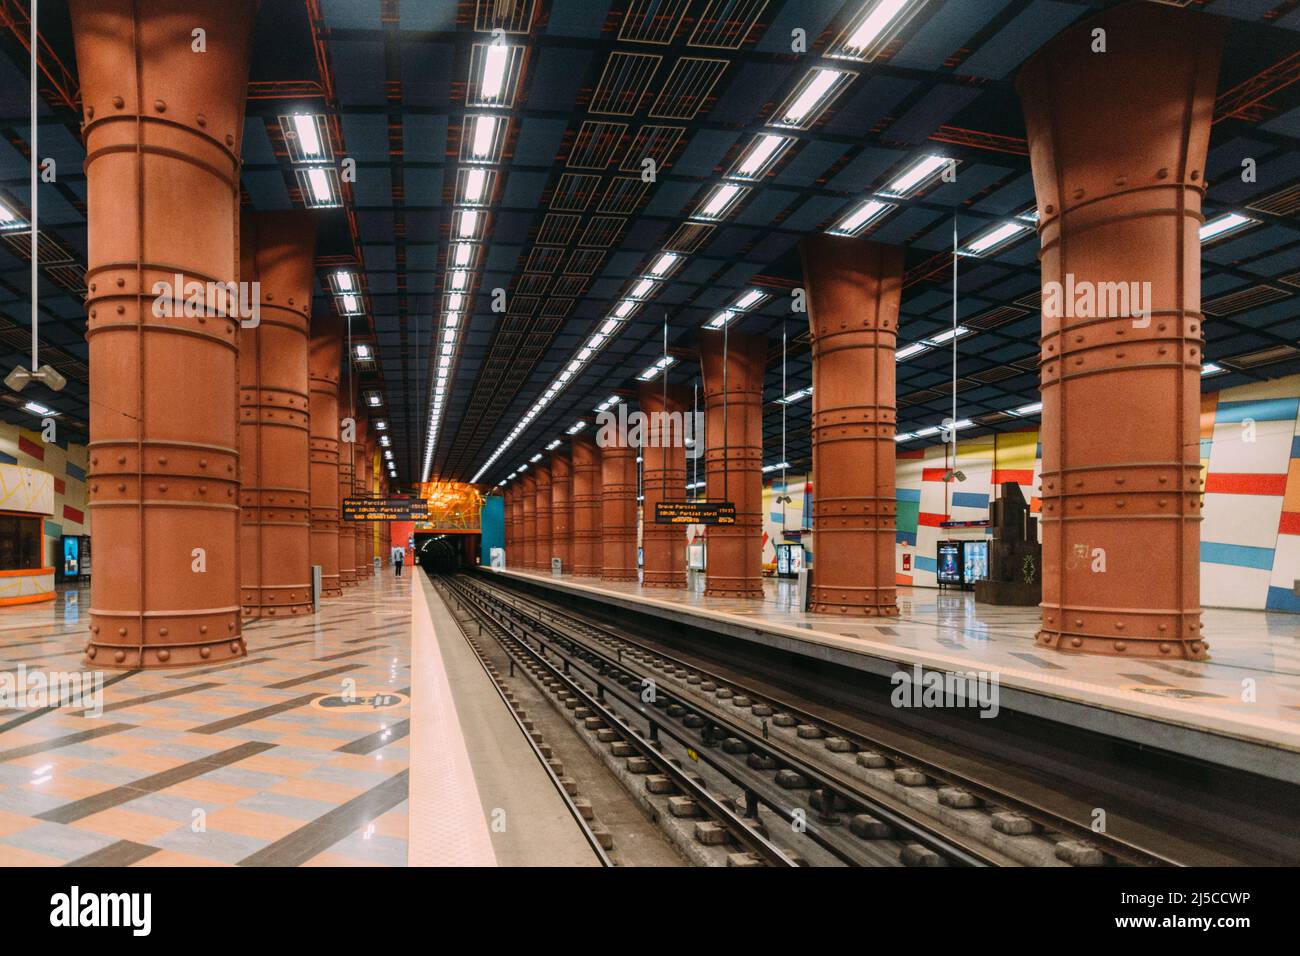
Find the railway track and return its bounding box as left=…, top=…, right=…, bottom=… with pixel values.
left=454, top=571, right=1195, bottom=867
left=436, top=573, right=1084, bottom=867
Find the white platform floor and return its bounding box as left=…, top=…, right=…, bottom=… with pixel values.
left=491, top=568, right=1300, bottom=774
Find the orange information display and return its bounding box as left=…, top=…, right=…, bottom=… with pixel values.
left=414, top=482, right=484, bottom=533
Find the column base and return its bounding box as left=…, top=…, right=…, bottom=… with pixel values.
left=320, top=586, right=342, bottom=599
left=1036, top=629, right=1209, bottom=660
left=705, top=586, right=765, bottom=599
left=601, top=573, right=638, bottom=582
left=810, top=602, right=900, bottom=617
left=86, top=637, right=247, bottom=670
left=642, top=578, right=686, bottom=589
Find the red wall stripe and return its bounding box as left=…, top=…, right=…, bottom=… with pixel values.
left=895, top=573, right=913, bottom=586
left=921, top=467, right=948, bottom=482
left=918, top=512, right=949, bottom=527
left=991, top=468, right=1035, bottom=486
left=1279, top=512, right=1300, bottom=537
left=17, top=435, right=44, bottom=461
left=62, top=505, right=84, bottom=525
left=1204, top=472, right=1288, bottom=496
left=897, top=449, right=925, bottom=460
left=54, top=478, right=65, bottom=495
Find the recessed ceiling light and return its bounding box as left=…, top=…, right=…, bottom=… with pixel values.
left=292, top=114, right=322, bottom=158
left=880, top=154, right=953, bottom=197
left=695, top=183, right=745, bottom=220
left=962, top=221, right=1031, bottom=256
left=829, top=199, right=895, bottom=237
left=1199, top=213, right=1258, bottom=243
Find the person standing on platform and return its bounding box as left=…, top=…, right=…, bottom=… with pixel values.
left=394, top=549, right=404, bottom=577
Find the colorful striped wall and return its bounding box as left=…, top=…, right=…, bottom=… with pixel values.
left=0, top=421, right=90, bottom=572
left=762, top=372, right=1300, bottom=613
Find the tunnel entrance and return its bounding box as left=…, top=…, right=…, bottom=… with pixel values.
left=414, top=533, right=480, bottom=574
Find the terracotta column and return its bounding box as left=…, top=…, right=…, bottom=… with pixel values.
left=534, top=463, right=553, bottom=571
left=699, top=331, right=766, bottom=598
left=521, top=473, right=538, bottom=569
left=75, top=0, right=255, bottom=669
left=237, top=213, right=315, bottom=620
left=571, top=434, right=602, bottom=576
left=504, top=485, right=516, bottom=559
left=600, top=444, right=638, bottom=581
left=800, top=236, right=902, bottom=616
left=309, top=311, right=342, bottom=598
left=638, top=381, right=689, bottom=588
left=337, top=389, right=357, bottom=587
left=551, top=452, right=573, bottom=572
left=1018, top=3, right=1223, bottom=660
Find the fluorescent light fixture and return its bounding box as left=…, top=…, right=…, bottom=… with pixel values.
left=464, top=168, right=488, bottom=204
left=829, top=199, right=895, bottom=237
left=1202, top=362, right=1226, bottom=376
left=778, top=386, right=813, bottom=405
left=761, top=461, right=791, bottom=473
left=734, top=289, right=767, bottom=311
left=695, top=183, right=744, bottom=220
left=469, top=115, right=499, bottom=161
left=630, top=278, right=656, bottom=299
left=600, top=319, right=618, bottom=335
left=731, top=134, right=791, bottom=179
left=384, top=450, right=394, bottom=460
left=781, top=69, right=842, bottom=126
left=374, top=420, right=387, bottom=430
left=481, top=42, right=510, bottom=101
left=380, top=435, right=391, bottom=446
left=636, top=356, right=675, bottom=382
left=0, top=201, right=19, bottom=226
left=1199, top=213, right=1258, bottom=243
left=546, top=439, right=561, bottom=450
left=1012, top=402, right=1043, bottom=416
left=335, top=271, right=354, bottom=292
left=445, top=313, right=460, bottom=329
left=450, top=271, right=468, bottom=291
left=648, top=252, right=680, bottom=277
left=292, top=114, right=322, bottom=158
left=529, top=453, right=542, bottom=463
left=962, top=221, right=1031, bottom=256
left=595, top=396, right=621, bottom=412
left=706, top=311, right=734, bottom=330
left=894, top=432, right=915, bottom=442
left=566, top=420, right=587, bottom=434
left=840, top=0, right=917, bottom=57
left=453, top=242, right=474, bottom=267
left=613, top=300, right=637, bottom=318
left=951, top=419, right=974, bottom=431
left=306, top=167, right=332, bottom=205
left=896, top=342, right=929, bottom=361
left=367, top=393, right=382, bottom=407
left=456, top=210, right=481, bottom=239
left=880, top=154, right=953, bottom=197
left=23, top=401, right=51, bottom=415
left=341, top=293, right=360, bottom=314
left=1017, top=206, right=1040, bottom=224
left=354, top=344, right=372, bottom=360
left=914, top=425, right=940, bottom=438
left=927, top=326, right=971, bottom=345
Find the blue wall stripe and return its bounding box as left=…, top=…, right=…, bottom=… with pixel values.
left=44, top=520, right=62, bottom=538
left=915, top=556, right=937, bottom=573
left=1266, top=585, right=1300, bottom=613
left=896, top=531, right=917, bottom=546
left=951, top=491, right=989, bottom=510
left=1292, top=435, right=1300, bottom=459
left=65, top=461, right=86, bottom=481
left=1199, top=541, right=1275, bottom=571
left=895, top=488, right=921, bottom=503
left=1215, top=398, right=1300, bottom=425
left=0, top=451, right=15, bottom=465
left=1200, top=438, right=1214, bottom=459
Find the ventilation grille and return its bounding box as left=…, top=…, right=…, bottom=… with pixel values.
left=541, top=298, right=575, bottom=318
left=620, top=0, right=690, bottom=44
left=507, top=295, right=541, bottom=316
left=474, top=0, right=536, bottom=33
left=591, top=52, right=662, bottom=115
left=525, top=247, right=565, bottom=273
left=663, top=221, right=714, bottom=253
left=968, top=365, right=1024, bottom=384
left=550, top=172, right=601, bottom=212
left=599, top=177, right=651, bottom=214
left=566, top=249, right=606, bottom=274
left=579, top=216, right=627, bottom=247
left=553, top=275, right=588, bottom=296
left=536, top=213, right=580, bottom=245
left=1246, top=183, right=1300, bottom=218
left=689, top=0, right=769, bottom=49
left=1014, top=290, right=1042, bottom=309
left=620, top=125, right=685, bottom=172
left=966, top=305, right=1028, bottom=331
left=649, top=58, right=729, bottom=119
left=1224, top=344, right=1300, bottom=369
left=515, top=274, right=552, bottom=296
left=1202, top=284, right=1291, bottom=316
left=568, top=121, right=628, bottom=169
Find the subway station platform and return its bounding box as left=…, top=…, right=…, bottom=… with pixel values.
left=487, top=568, right=1300, bottom=785
left=0, top=573, right=598, bottom=867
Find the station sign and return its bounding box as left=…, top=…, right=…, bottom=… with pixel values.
left=342, top=497, right=430, bottom=521
left=654, top=500, right=736, bottom=525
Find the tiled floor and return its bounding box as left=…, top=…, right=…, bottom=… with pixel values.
left=0, top=574, right=413, bottom=866
left=494, top=569, right=1300, bottom=755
